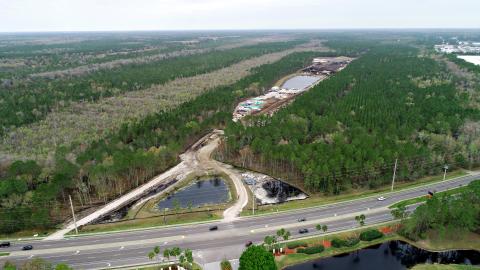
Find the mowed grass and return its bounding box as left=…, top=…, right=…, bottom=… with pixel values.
left=134, top=262, right=202, bottom=270
left=243, top=170, right=468, bottom=216
left=77, top=211, right=221, bottom=235
left=0, top=228, right=56, bottom=241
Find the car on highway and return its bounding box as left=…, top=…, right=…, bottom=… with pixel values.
left=377, top=196, right=386, bottom=201
left=298, top=228, right=309, bottom=234
left=245, top=241, right=253, bottom=247
left=22, top=245, right=33, bottom=251
left=0, top=241, right=11, bottom=248
left=209, top=225, right=218, bottom=231
left=297, top=217, right=307, bottom=222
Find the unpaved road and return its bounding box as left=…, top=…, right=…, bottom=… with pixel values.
left=45, top=130, right=246, bottom=239
left=195, top=130, right=249, bottom=222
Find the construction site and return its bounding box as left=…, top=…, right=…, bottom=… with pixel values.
left=233, top=56, right=353, bottom=121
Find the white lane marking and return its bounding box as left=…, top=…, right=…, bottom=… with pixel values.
left=87, top=256, right=95, bottom=259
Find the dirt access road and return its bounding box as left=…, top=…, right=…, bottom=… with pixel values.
left=45, top=130, right=247, bottom=240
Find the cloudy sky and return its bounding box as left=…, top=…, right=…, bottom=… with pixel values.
left=1, top=0, right=479, bottom=32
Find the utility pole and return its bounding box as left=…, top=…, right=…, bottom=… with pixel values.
left=443, top=165, right=449, bottom=181
left=252, top=179, right=256, bottom=215
left=391, top=158, right=398, bottom=192
left=69, top=195, right=78, bottom=235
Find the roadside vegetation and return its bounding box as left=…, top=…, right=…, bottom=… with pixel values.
left=241, top=169, right=466, bottom=216
left=2, top=258, right=72, bottom=270
left=397, top=180, right=480, bottom=241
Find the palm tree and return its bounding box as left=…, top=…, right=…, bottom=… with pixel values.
left=316, top=224, right=322, bottom=231
left=185, top=249, right=194, bottom=266
left=148, top=251, right=155, bottom=260
left=153, top=246, right=160, bottom=262
left=355, top=214, right=366, bottom=226
left=322, top=224, right=328, bottom=233
left=282, top=230, right=291, bottom=241
left=171, top=247, right=182, bottom=261
left=263, top=235, right=276, bottom=250
left=163, top=248, right=171, bottom=263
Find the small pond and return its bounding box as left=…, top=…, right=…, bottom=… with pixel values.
left=285, top=240, right=480, bottom=270
left=281, top=75, right=321, bottom=90
left=157, top=178, right=230, bottom=209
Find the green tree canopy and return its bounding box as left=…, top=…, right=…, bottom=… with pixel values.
left=239, top=245, right=276, bottom=270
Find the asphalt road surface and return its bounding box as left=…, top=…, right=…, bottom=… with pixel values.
left=1, top=173, right=478, bottom=269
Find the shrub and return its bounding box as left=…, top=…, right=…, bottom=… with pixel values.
left=297, top=245, right=325, bottom=254
left=331, top=237, right=360, bottom=248
left=286, top=241, right=308, bottom=249
left=359, top=230, right=384, bottom=241
left=331, top=238, right=345, bottom=248
left=220, top=259, right=232, bottom=270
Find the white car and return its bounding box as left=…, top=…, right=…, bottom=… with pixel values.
left=377, top=196, right=386, bottom=201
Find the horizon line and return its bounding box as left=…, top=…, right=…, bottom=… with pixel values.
left=1, top=27, right=480, bottom=34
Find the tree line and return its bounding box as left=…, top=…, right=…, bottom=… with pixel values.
left=0, top=41, right=303, bottom=135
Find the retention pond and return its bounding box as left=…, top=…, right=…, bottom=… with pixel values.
left=157, top=178, right=230, bottom=210
left=281, top=75, right=321, bottom=90
left=285, top=240, right=480, bottom=270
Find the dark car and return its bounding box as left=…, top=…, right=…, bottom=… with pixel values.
left=298, top=228, right=309, bottom=234
left=297, top=217, right=307, bottom=222
left=22, top=245, right=33, bottom=251
left=245, top=241, right=253, bottom=247
left=209, top=225, right=218, bottom=231
left=0, top=242, right=10, bottom=248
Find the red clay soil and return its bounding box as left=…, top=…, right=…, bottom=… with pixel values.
left=322, top=240, right=332, bottom=248
left=380, top=224, right=400, bottom=235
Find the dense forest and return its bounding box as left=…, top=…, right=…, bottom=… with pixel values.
left=0, top=51, right=318, bottom=234
left=400, top=180, right=480, bottom=240
left=0, top=41, right=302, bottom=134
left=219, top=43, right=480, bottom=193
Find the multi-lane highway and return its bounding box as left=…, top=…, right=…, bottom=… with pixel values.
left=0, top=173, right=478, bottom=269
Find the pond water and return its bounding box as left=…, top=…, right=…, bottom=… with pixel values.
left=157, top=178, right=230, bottom=209
left=285, top=240, right=480, bottom=270
left=281, top=75, right=321, bottom=90
left=458, top=55, right=480, bottom=66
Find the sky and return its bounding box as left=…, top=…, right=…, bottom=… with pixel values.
left=0, top=0, right=479, bottom=32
